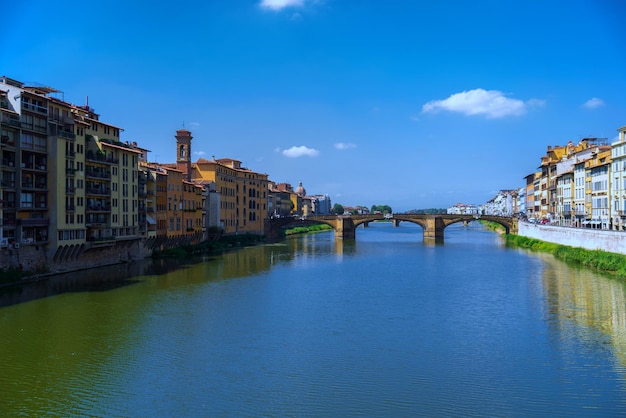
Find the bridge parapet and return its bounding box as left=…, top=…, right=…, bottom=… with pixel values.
left=265, top=214, right=517, bottom=241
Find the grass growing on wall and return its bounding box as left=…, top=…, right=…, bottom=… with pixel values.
left=153, top=233, right=266, bottom=258
left=479, top=220, right=506, bottom=233
left=284, top=224, right=333, bottom=236
left=505, top=234, right=626, bottom=278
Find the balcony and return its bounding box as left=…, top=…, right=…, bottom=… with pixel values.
left=87, top=236, right=116, bottom=248
left=86, top=205, right=111, bottom=212
left=21, top=102, right=48, bottom=115
left=20, top=201, right=48, bottom=210
left=2, top=218, right=16, bottom=226
left=86, top=188, right=111, bottom=196
left=2, top=160, right=15, bottom=168
left=58, top=130, right=76, bottom=140
left=21, top=122, right=47, bottom=134
left=0, top=113, right=21, bottom=127
left=21, top=182, right=48, bottom=190
left=1, top=135, right=15, bottom=146
left=66, top=186, right=76, bottom=194
left=85, top=169, right=111, bottom=179
left=1, top=180, right=15, bottom=188
left=86, top=217, right=108, bottom=226
left=65, top=150, right=76, bottom=158
left=18, top=218, right=49, bottom=227
left=85, top=153, right=119, bottom=164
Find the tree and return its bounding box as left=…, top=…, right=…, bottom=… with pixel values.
left=332, top=203, right=344, bottom=215
left=371, top=204, right=393, bottom=214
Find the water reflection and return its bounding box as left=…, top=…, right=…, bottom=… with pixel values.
left=2, top=229, right=626, bottom=416
left=539, top=252, right=626, bottom=368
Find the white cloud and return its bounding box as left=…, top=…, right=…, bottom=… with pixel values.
left=334, top=142, right=357, bottom=150
left=422, top=88, right=532, bottom=119
left=260, top=0, right=306, bottom=10
left=582, top=97, right=605, bottom=109
left=282, top=145, right=319, bottom=157
left=194, top=150, right=206, bottom=156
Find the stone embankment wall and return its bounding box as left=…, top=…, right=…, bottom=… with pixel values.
left=518, top=222, right=626, bottom=254
left=1, top=233, right=205, bottom=274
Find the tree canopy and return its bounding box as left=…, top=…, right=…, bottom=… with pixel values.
left=332, top=203, right=344, bottom=215
left=371, top=204, right=392, bottom=214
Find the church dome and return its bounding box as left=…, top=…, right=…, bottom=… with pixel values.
left=295, top=181, right=306, bottom=197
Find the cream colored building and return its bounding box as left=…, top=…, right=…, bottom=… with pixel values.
left=610, top=126, right=626, bottom=229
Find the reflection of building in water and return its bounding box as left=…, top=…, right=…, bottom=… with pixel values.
left=540, top=254, right=626, bottom=366
left=219, top=245, right=275, bottom=279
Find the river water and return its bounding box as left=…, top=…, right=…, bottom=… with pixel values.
left=1, top=222, right=626, bottom=417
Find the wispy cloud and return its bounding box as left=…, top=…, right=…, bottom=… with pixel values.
left=334, top=142, right=357, bottom=150
left=582, top=97, right=605, bottom=109
left=282, top=145, right=319, bottom=158
left=260, top=0, right=306, bottom=10
left=194, top=150, right=206, bottom=156
left=422, top=88, right=537, bottom=119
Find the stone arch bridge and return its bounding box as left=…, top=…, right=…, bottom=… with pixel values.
left=265, top=214, right=518, bottom=243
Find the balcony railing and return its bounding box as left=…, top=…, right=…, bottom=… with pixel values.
left=58, top=130, right=76, bottom=140
left=85, top=170, right=111, bottom=179
left=86, top=188, right=111, bottom=196
left=85, top=154, right=119, bottom=164
left=86, top=205, right=111, bottom=212
left=21, top=102, right=48, bottom=115
left=18, top=218, right=49, bottom=226
left=1, top=135, right=15, bottom=146
left=1, top=113, right=21, bottom=127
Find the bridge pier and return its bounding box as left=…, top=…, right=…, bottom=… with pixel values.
left=423, top=217, right=445, bottom=243
left=335, top=216, right=356, bottom=239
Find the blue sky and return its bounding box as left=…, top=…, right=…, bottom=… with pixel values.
left=2, top=0, right=625, bottom=212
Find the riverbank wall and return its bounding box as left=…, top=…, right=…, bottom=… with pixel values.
left=0, top=233, right=206, bottom=275
left=518, top=222, right=626, bottom=254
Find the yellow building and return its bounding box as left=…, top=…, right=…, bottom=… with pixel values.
left=191, top=158, right=268, bottom=234
left=165, top=129, right=268, bottom=235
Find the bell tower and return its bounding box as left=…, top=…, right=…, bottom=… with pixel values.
left=175, top=128, right=192, bottom=181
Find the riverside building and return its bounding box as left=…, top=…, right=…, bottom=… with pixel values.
left=0, top=76, right=210, bottom=272
left=166, top=129, right=268, bottom=235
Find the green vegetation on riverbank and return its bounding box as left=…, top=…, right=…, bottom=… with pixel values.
left=506, top=234, right=626, bottom=278
left=284, top=224, right=333, bottom=236
left=153, top=233, right=266, bottom=258
left=479, top=220, right=505, bottom=233
left=0, top=268, right=29, bottom=284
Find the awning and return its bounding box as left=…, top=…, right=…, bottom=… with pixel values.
left=146, top=214, right=157, bottom=225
